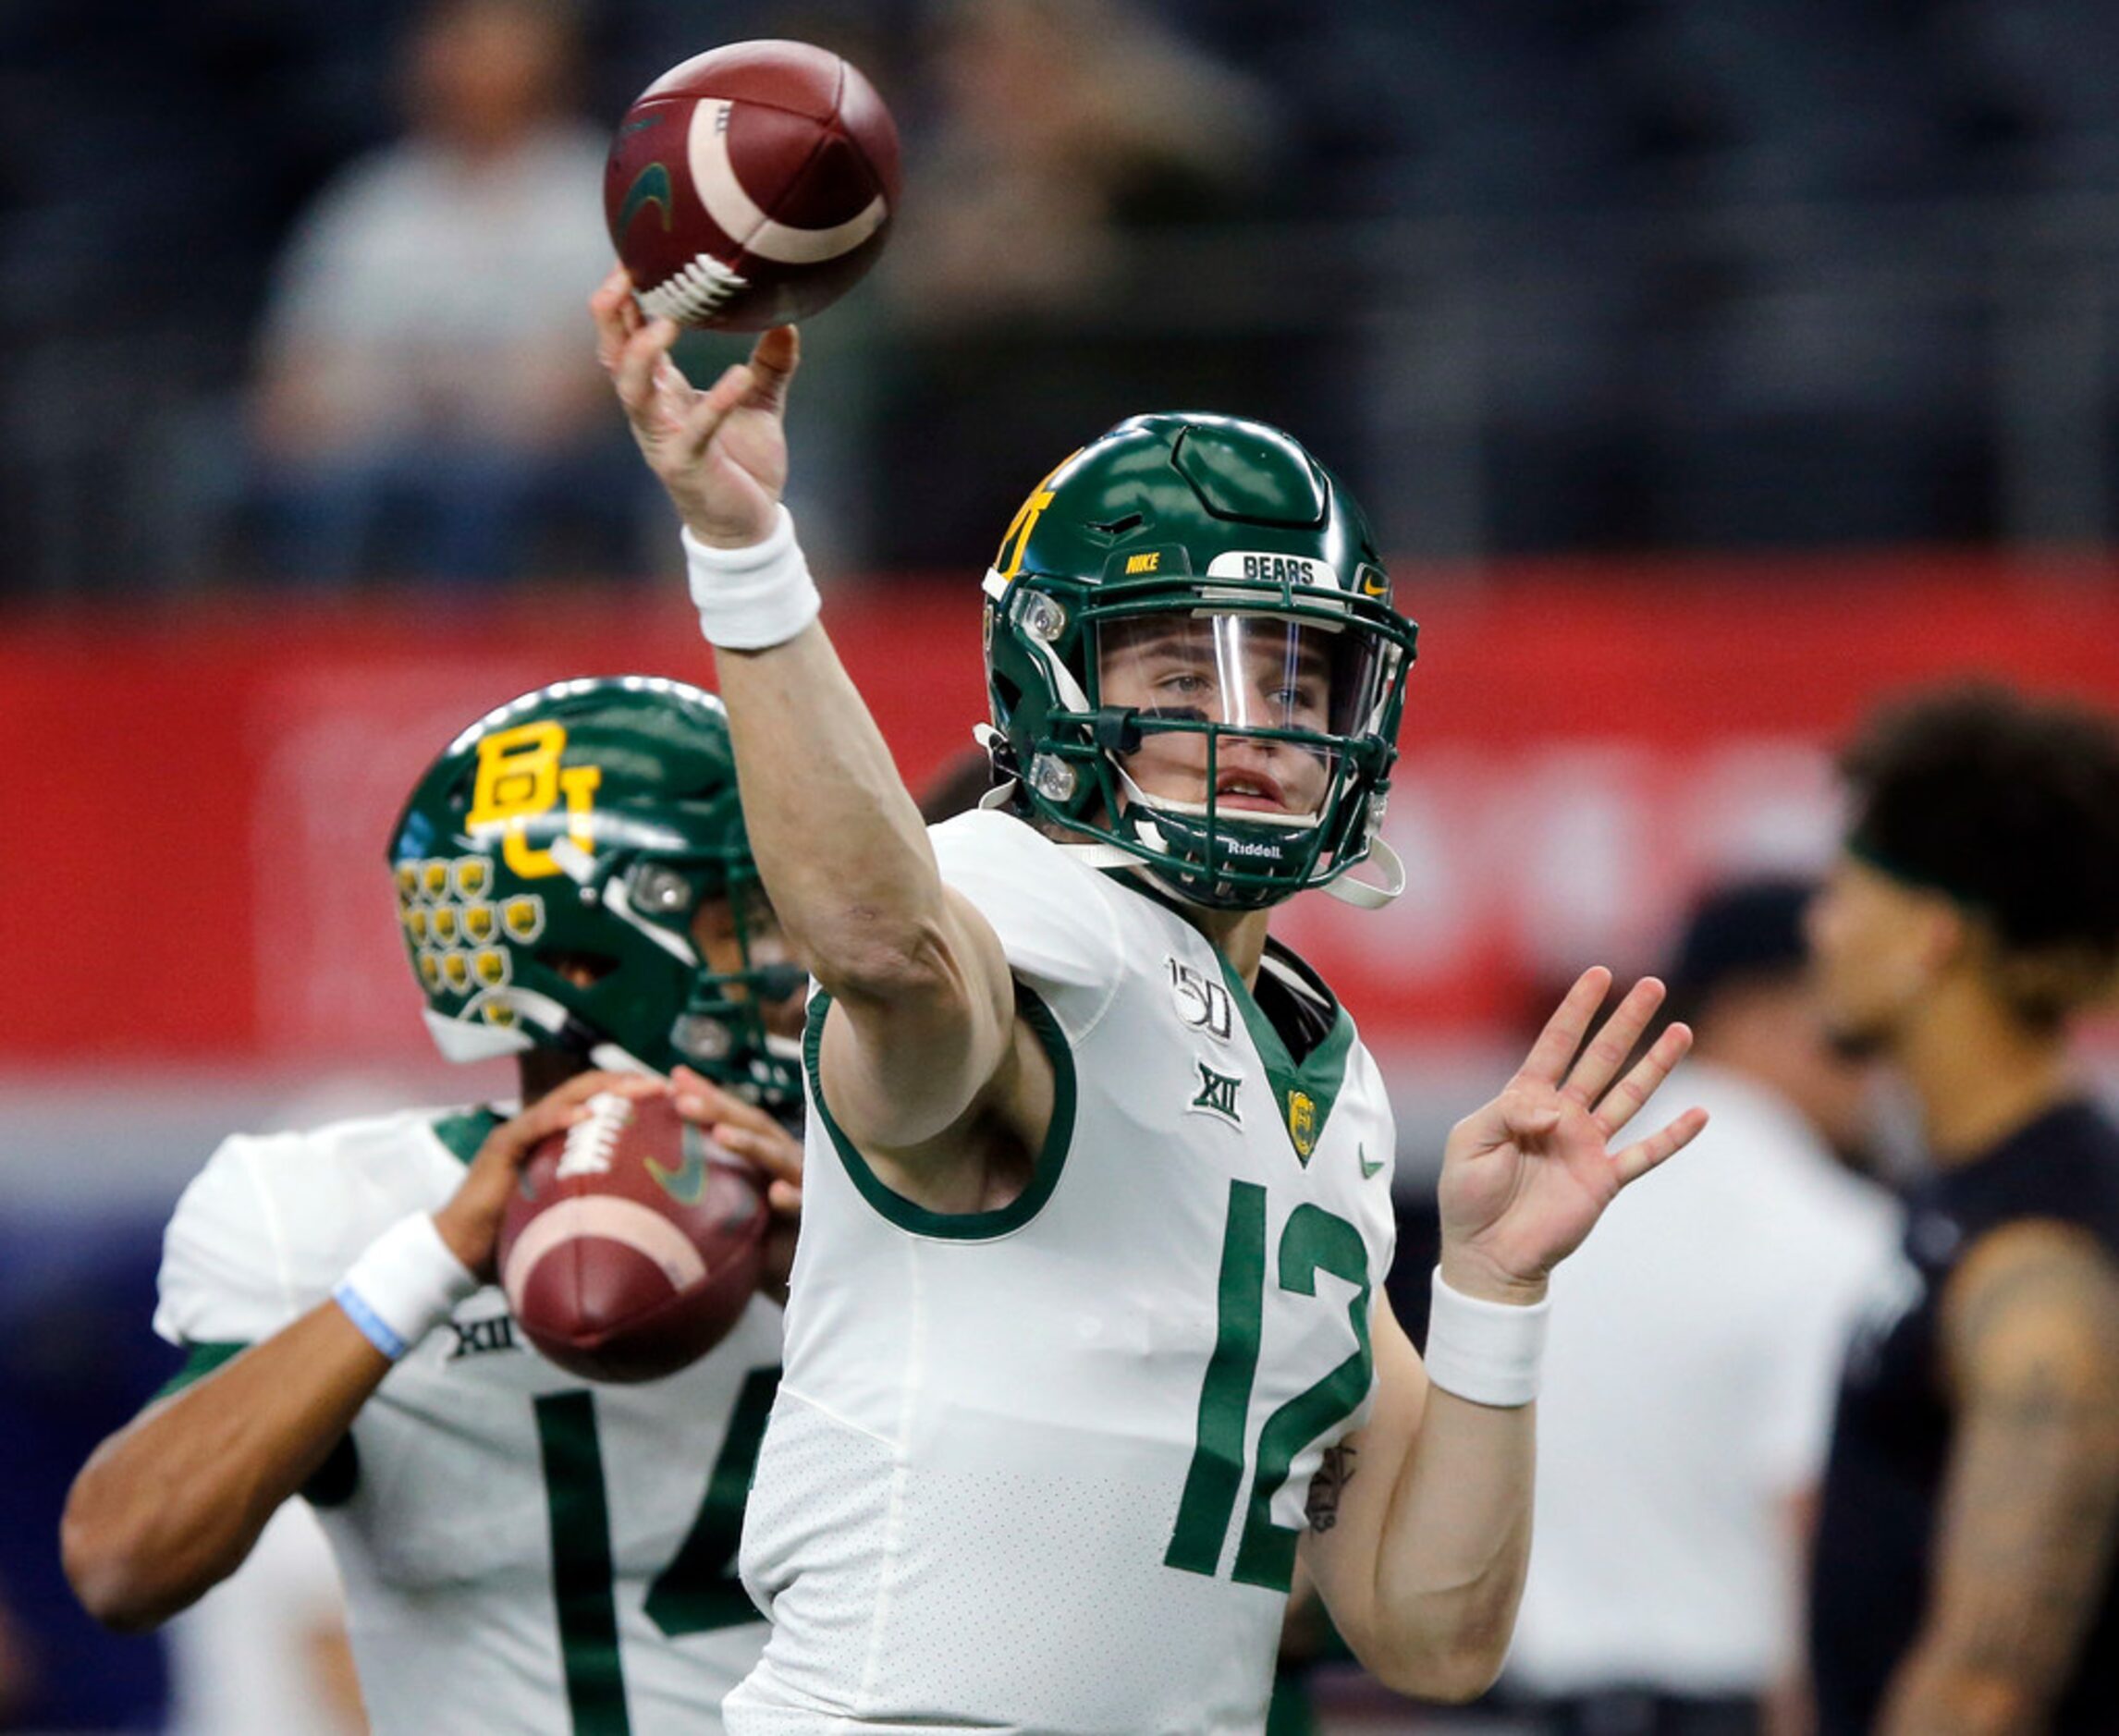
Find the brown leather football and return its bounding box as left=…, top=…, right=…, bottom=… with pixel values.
left=498, top=1090, right=767, bottom=1382
left=605, top=38, right=900, bottom=331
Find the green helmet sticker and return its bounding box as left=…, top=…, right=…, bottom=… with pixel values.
left=982, top=413, right=1417, bottom=910
left=388, top=676, right=802, bottom=1109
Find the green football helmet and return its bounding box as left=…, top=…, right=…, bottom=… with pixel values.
left=388, top=676, right=802, bottom=1107
left=981, top=412, right=1418, bottom=911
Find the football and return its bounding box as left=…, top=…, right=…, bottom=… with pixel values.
left=498, top=1091, right=767, bottom=1383
left=605, top=38, right=900, bottom=331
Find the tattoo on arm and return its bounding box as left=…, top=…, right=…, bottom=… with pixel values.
left=1881, top=1229, right=2119, bottom=1735
left=1307, top=1443, right=1355, bottom=1534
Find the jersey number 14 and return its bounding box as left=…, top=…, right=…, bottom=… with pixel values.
left=533, top=1366, right=778, bottom=1734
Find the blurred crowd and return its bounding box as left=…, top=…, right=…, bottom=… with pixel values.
left=9, top=0, right=2119, bottom=593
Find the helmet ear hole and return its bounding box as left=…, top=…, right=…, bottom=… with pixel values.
left=541, top=948, right=619, bottom=990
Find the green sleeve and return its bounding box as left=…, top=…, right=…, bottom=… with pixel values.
left=153, top=1339, right=248, bottom=1402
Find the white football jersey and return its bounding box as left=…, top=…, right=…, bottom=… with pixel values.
left=728, top=811, right=1397, bottom=1736
left=154, top=1104, right=784, bottom=1736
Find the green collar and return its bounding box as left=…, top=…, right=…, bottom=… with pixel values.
left=430, top=1106, right=504, bottom=1167
left=1106, top=867, right=1355, bottom=1164
left=1214, top=946, right=1354, bottom=1167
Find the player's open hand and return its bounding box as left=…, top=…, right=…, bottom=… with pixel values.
left=434, top=1071, right=667, bottom=1280
left=592, top=267, right=796, bottom=549
left=671, top=1064, right=803, bottom=1304
left=1436, top=968, right=1708, bottom=1304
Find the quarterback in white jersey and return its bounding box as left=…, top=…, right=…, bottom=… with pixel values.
left=66, top=679, right=808, bottom=1736
left=597, top=278, right=1708, bottom=1734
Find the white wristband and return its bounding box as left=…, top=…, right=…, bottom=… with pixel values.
left=681, top=505, right=821, bottom=649
left=1423, top=1267, right=1551, bottom=1408
left=334, top=1214, right=479, bottom=1362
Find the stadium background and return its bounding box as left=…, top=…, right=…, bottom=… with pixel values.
left=6, top=0, right=2119, bottom=1729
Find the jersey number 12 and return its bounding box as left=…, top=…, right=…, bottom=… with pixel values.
left=1165, top=1180, right=1373, bottom=1594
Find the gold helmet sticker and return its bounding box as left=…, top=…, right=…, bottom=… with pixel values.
left=453, top=857, right=494, bottom=899
left=502, top=896, right=545, bottom=942
left=462, top=902, right=496, bottom=944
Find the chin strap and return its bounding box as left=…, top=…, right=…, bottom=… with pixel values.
left=1047, top=833, right=1407, bottom=910
left=1322, top=836, right=1407, bottom=910
left=969, top=717, right=1407, bottom=908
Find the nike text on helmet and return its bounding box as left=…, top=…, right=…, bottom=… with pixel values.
left=981, top=412, right=1418, bottom=911
left=388, top=676, right=802, bottom=1108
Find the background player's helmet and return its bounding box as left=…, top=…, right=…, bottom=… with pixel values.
left=982, top=413, right=1419, bottom=910
left=388, top=677, right=802, bottom=1107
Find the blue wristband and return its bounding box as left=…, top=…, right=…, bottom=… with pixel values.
left=334, top=1280, right=410, bottom=1361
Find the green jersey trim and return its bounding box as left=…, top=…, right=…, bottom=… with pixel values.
left=1214, top=950, right=1354, bottom=1168
left=155, top=1339, right=247, bottom=1401
left=431, top=1106, right=503, bottom=1166
left=1100, top=866, right=1354, bottom=1165
left=804, top=982, right=1078, bottom=1241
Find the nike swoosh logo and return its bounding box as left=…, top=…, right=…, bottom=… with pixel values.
left=646, top=1125, right=708, bottom=1205
left=620, top=113, right=665, bottom=137
left=1359, top=1147, right=1385, bottom=1180
left=617, top=162, right=674, bottom=238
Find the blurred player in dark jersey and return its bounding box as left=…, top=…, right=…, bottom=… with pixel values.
left=1806, top=683, right=2119, bottom=1736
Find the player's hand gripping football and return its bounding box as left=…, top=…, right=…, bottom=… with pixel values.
left=433, top=1071, right=667, bottom=1279
left=670, top=1064, right=804, bottom=1304
left=592, top=267, right=795, bottom=550
left=1437, top=968, right=1709, bottom=1304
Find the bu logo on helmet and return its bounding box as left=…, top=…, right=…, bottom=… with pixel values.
left=466, top=723, right=603, bottom=878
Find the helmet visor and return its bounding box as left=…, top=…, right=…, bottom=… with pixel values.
left=1092, top=610, right=1387, bottom=822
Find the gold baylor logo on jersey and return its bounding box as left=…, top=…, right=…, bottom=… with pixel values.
left=466, top=721, right=604, bottom=878
left=1286, top=1090, right=1318, bottom=1164
left=1190, top=1062, right=1243, bottom=1128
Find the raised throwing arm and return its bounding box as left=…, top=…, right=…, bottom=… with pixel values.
left=592, top=279, right=1025, bottom=1176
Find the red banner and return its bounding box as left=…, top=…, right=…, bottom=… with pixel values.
left=8, top=554, right=2117, bottom=1062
